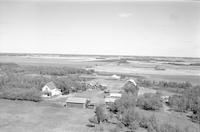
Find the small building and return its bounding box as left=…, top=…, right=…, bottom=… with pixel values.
left=111, top=74, right=121, bottom=80
left=42, top=82, right=61, bottom=97
left=161, top=95, right=169, bottom=103
left=105, top=97, right=117, bottom=105
left=138, top=87, right=157, bottom=96
left=109, top=93, right=122, bottom=98
left=65, top=97, right=89, bottom=108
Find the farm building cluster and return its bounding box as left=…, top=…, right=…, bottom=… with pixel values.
left=41, top=77, right=169, bottom=109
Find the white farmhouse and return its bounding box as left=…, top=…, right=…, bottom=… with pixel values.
left=42, top=82, right=61, bottom=97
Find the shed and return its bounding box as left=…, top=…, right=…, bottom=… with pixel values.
left=65, top=97, right=89, bottom=108
left=109, top=93, right=122, bottom=98
left=105, top=97, right=117, bottom=105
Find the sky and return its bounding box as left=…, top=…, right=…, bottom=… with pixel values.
left=0, top=0, right=199, bottom=57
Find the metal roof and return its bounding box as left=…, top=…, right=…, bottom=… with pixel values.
left=110, top=93, right=122, bottom=98
left=127, top=79, right=137, bottom=86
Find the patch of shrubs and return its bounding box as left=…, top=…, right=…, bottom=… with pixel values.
left=168, top=85, right=200, bottom=122
left=137, top=93, right=163, bottom=111
left=139, top=115, right=192, bottom=132
left=0, top=88, right=41, bottom=102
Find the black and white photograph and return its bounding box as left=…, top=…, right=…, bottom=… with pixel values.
left=0, top=0, right=199, bottom=132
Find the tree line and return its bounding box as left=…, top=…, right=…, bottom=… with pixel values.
left=0, top=62, right=90, bottom=101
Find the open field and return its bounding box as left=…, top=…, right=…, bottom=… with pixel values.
left=0, top=99, right=94, bottom=132
left=0, top=55, right=106, bottom=68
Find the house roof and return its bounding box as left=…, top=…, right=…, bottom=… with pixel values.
left=127, top=79, right=137, bottom=86
left=45, top=82, right=57, bottom=90
left=110, top=93, right=122, bottom=98
left=66, top=97, right=88, bottom=104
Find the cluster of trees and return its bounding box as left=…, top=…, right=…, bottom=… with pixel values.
left=53, top=76, right=87, bottom=94
left=88, top=80, right=197, bottom=132
left=24, top=66, right=94, bottom=76
left=139, top=115, right=193, bottom=132
left=89, top=95, right=192, bottom=132
left=137, top=79, right=192, bottom=89
left=0, top=74, right=49, bottom=90
left=0, top=62, right=94, bottom=76
left=168, top=85, right=200, bottom=123
left=0, top=74, right=87, bottom=101
left=0, top=62, right=90, bottom=102
left=137, top=93, right=163, bottom=111
left=0, top=88, right=41, bottom=102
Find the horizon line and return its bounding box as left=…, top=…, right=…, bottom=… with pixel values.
left=0, top=52, right=199, bottom=59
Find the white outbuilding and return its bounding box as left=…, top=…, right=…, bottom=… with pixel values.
left=111, top=74, right=121, bottom=80
left=109, top=93, right=122, bottom=98
left=105, top=97, right=117, bottom=105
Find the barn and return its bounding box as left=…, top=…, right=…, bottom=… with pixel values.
left=65, top=97, right=89, bottom=108
left=42, top=82, right=61, bottom=97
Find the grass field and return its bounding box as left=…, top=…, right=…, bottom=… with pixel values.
left=0, top=99, right=93, bottom=132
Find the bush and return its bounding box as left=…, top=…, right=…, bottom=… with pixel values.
left=168, top=85, right=200, bottom=120
left=168, top=95, right=187, bottom=112
left=0, top=88, right=41, bottom=102
left=139, top=115, right=192, bottom=132
left=137, top=93, right=162, bottom=111
left=95, top=105, right=107, bottom=124
left=121, top=109, right=140, bottom=131
left=109, top=93, right=137, bottom=114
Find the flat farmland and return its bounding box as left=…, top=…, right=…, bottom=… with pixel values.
left=0, top=56, right=106, bottom=68
left=0, top=99, right=94, bottom=132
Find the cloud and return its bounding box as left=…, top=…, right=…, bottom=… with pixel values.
left=119, top=13, right=132, bottom=18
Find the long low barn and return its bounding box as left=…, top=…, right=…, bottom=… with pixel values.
left=65, top=97, right=89, bottom=108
